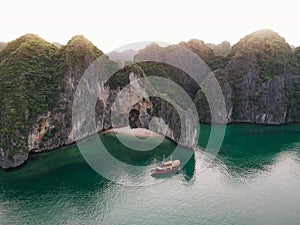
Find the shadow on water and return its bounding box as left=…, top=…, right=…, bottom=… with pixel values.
left=198, top=124, right=300, bottom=178
left=181, top=153, right=196, bottom=181
left=0, top=132, right=196, bottom=188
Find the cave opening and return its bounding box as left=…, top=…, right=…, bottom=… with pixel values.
left=129, top=109, right=140, bottom=128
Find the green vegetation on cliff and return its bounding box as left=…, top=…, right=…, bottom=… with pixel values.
left=0, top=34, right=104, bottom=165
left=229, top=30, right=293, bottom=81
left=225, top=30, right=298, bottom=122
left=38, top=35, right=105, bottom=147
left=62, top=35, right=103, bottom=70
left=0, top=34, right=63, bottom=158
left=180, top=39, right=230, bottom=71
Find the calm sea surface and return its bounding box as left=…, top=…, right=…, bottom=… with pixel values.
left=0, top=124, right=300, bottom=225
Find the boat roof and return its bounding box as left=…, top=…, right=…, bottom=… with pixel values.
left=156, top=160, right=180, bottom=169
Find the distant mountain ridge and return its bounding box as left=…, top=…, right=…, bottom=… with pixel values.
left=0, top=42, right=7, bottom=52
left=0, top=30, right=299, bottom=169
left=108, top=49, right=138, bottom=67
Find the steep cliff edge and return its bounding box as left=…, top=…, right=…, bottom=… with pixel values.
left=225, top=30, right=299, bottom=124
left=28, top=35, right=108, bottom=152
left=192, top=30, right=299, bottom=124
left=0, top=34, right=62, bottom=168
left=0, top=34, right=106, bottom=168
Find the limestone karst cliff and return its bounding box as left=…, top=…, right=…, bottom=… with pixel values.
left=0, top=30, right=299, bottom=169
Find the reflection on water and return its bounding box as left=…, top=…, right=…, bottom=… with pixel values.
left=0, top=124, right=299, bottom=225
left=198, top=124, right=300, bottom=178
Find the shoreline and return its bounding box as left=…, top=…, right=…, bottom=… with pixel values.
left=2, top=122, right=300, bottom=170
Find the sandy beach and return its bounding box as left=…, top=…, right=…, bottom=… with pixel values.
left=104, top=127, right=163, bottom=138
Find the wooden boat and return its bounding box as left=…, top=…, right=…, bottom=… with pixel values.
left=151, top=157, right=180, bottom=175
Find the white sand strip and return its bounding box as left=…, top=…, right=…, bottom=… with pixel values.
left=104, top=127, right=163, bottom=138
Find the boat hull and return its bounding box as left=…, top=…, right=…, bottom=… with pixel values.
left=151, top=166, right=179, bottom=175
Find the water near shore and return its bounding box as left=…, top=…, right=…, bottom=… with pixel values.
left=0, top=124, right=300, bottom=225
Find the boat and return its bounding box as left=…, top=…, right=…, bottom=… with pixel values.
left=151, top=156, right=180, bottom=175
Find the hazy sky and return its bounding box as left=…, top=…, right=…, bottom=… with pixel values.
left=1, top=0, right=300, bottom=52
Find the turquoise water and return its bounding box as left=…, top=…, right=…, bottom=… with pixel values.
left=0, top=124, right=300, bottom=225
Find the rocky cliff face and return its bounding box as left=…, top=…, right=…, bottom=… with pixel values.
left=225, top=30, right=300, bottom=124
left=0, top=34, right=63, bottom=168
left=0, top=30, right=299, bottom=169
left=28, top=35, right=106, bottom=152
left=0, top=34, right=198, bottom=168
left=113, top=70, right=198, bottom=148
left=0, top=34, right=107, bottom=168
left=190, top=30, right=299, bottom=124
